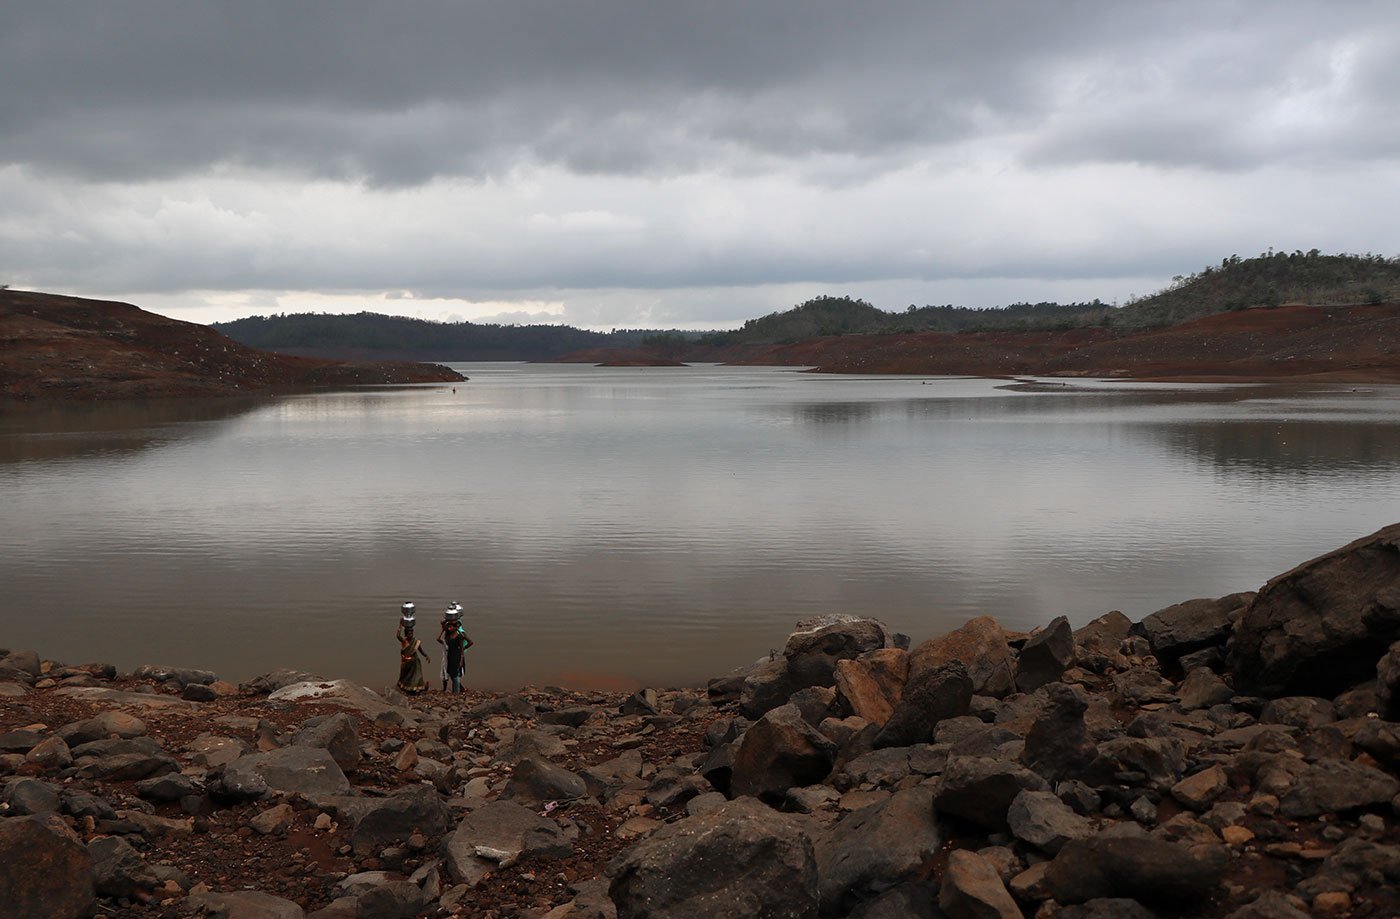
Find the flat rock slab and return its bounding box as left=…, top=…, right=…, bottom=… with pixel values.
left=267, top=680, right=409, bottom=721
left=55, top=687, right=196, bottom=709
left=185, top=890, right=306, bottom=918
left=223, top=747, right=352, bottom=798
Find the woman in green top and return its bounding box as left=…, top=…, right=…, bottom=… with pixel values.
left=396, top=622, right=430, bottom=694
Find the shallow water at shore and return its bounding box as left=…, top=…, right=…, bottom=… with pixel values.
left=3, top=365, right=1400, bottom=689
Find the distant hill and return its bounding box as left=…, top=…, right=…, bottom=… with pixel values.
left=0, top=290, right=463, bottom=400
left=206, top=251, right=1400, bottom=368
left=1111, top=251, right=1400, bottom=328
left=213, top=312, right=687, bottom=362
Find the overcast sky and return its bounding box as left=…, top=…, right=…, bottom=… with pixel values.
left=4, top=2, right=1398, bottom=329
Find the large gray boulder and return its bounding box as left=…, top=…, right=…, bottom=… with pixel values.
left=0, top=817, right=96, bottom=919
left=290, top=713, right=361, bottom=771
left=873, top=660, right=972, bottom=749
left=1137, top=593, right=1252, bottom=666
left=608, top=796, right=819, bottom=919
left=442, top=800, right=575, bottom=885
left=740, top=617, right=892, bottom=719
left=219, top=747, right=351, bottom=800
left=184, top=890, right=306, bottom=918
left=503, top=756, right=589, bottom=807
left=933, top=756, right=1049, bottom=831
left=1043, top=832, right=1227, bottom=906
left=1020, top=683, right=1097, bottom=783
left=815, top=786, right=944, bottom=917
left=351, top=785, right=453, bottom=855
left=88, top=835, right=159, bottom=899
left=1016, top=616, right=1074, bottom=692
left=730, top=703, right=838, bottom=802
left=1007, top=789, right=1094, bottom=854
left=1228, top=523, right=1400, bottom=697
left=1278, top=759, right=1400, bottom=817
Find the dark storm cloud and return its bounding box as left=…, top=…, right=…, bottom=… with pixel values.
left=16, top=1, right=1392, bottom=184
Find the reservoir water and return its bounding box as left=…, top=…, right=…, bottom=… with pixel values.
left=3, top=364, right=1398, bottom=690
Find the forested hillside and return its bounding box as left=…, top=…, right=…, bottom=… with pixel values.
left=214, top=312, right=672, bottom=361
left=210, top=251, right=1400, bottom=361
left=1111, top=251, right=1400, bottom=327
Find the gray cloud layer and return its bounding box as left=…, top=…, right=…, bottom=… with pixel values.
left=2, top=2, right=1398, bottom=325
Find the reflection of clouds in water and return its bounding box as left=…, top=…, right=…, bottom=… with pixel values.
left=4, top=370, right=1400, bottom=688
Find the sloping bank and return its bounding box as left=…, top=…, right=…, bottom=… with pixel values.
left=3, top=525, right=1400, bottom=918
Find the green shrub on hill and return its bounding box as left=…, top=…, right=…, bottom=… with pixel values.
left=1111, top=250, right=1400, bottom=327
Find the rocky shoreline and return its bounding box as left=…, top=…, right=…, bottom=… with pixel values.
left=4, top=525, right=1400, bottom=918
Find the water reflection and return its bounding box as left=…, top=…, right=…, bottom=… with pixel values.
left=3, top=368, right=1399, bottom=689
left=0, top=397, right=269, bottom=465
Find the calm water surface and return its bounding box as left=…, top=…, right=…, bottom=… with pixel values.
left=3, top=365, right=1399, bottom=690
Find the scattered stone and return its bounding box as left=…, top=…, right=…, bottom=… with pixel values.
left=1137, top=593, right=1249, bottom=665
left=1016, top=616, right=1075, bottom=693
left=608, top=796, right=819, bottom=919
left=219, top=746, right=351, bottom=800
left=873, top=659, right=973, bottom=748
left=833, top=648, right=909, bottom=726
left=184, top=890, right=306, bottom=918
left=89, top=834, right=160, bottom=898
left=729, top=702, right=838, bottom=801
left=1043, top=832, right=1228, bottom=906
left=290, top=713, right=361, bottom=771
left=1178, top=667, right=1234, bottom=710
left=1278, top=759, right=1400, bottom=817
left=0, top=817, right=96, bottom=919
left=442, top=800, right=575, bottom=885
left=1171, top=766, right=1229, bottom=812
left=504, top=756, right=588, bottom=807
left=1007, top=789, right=1094, bottom=854
left=352, top=785, right=452, bottom=855
left=910, top=616, right=1015, bottom=698
left=251, top=802, right=295, bottom=835
left=939, top=849, right=1021, bottom=919
left=1021, top=683, right=1098, bottom=782
left=815, top=786, right=943, bottom=915
left=934, top=756, right=1050, bottom=831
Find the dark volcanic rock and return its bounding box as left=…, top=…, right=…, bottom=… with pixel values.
left=1021, top=683, right=1097, bottom=782
left=1043, top=832, right=1228, bottom=906
left=443, top=800, right=576, bottom=886
left=730, top=703, right=838, bottom=802
left=1007, top=789, right=1094, bottom=854
left=873, top=660, right=973, bottom=748
left=290, top=712, right=361, bottom=771
left=89, top=835, right=159, bottom=899
left=352, top=785, right=453, bottom=855
left=1277, top=759, right=1400, bottom=817
left=1228, top=522, right=1400, bottom=697
left=184, top=890, right=306, bottom=918
left=934, top=756, right=1049, bottom=831
left=815, top=786, right=944, bottom=917
left=5, top=777, right=61, bottom=815
left=219, top=747, right=351, bottom=799
left=740, top=617, right=892, bottom=719
left=910, top=616, right=1015, bottom=699
left=504, top=756, right=589, bottom=807
left=1137, top=592, right=1251, bottom=666
left=1016, top=616, right=1075, bottom=692
left=0, top=817, right=96, bottom=919
left=938, top=849, right=1021, bottom=919
left=1379, top=640, right=1400, bottom=719
left=609, top=796, right=819, bottom=919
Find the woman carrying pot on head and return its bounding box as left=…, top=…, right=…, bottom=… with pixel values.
left=395, top=602, right=430, bottom=694
left=436, top=602, right=474, bottom=694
